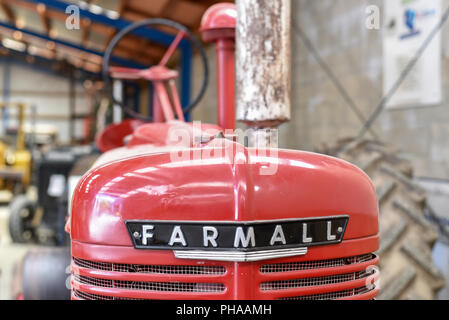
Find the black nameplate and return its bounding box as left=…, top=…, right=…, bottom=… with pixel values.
left=126, top=216, right=349, bottom=251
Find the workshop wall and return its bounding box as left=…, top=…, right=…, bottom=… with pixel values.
left=0, top=62, right=88, bottom=144
left=194, top=0, right=449, bottom=180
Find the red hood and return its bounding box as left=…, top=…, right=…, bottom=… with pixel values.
left=71, top=139, right=378, bottom=246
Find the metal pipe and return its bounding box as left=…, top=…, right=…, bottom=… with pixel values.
left=236, top=0, right=291, bottom=131
left=152, top=91, right=164, bottom=123
left=216, top=38, right=235, bottom=130
left=201, top=3, right=236, bottom=131
left=169, top=80, right=185, bottom=121
left=154, top=82, right=175, bottom=121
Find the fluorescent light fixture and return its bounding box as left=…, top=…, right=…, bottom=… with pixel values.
left=2, top=38, right=26, bottom=52
left=76, top=0, right=119, bottom=19
left=105, top=10, right=120, bottom=20
left=89, top=4, right=103, bottom=15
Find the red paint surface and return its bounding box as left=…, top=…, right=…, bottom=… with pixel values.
left=215, top=38, right=235, bottom=130
left=95, top=119, right=145, bottom=153
left=200, top=3, right=237, bottom=32
left=71, top=139, right=378, bottom=246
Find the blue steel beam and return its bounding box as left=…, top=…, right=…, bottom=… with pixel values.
left=1, top=56, right=11, bottom=126
left=180, top=42, right=192, bottom=120
left=0, top=21, right=145, bottom=69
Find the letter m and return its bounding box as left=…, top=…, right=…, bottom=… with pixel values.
left=253, top=305, right=263, bottom=315
left=234, top=227, right=256, bottom=248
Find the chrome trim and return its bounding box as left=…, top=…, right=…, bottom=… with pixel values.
left=174, top=247, right=308, bottom=262
left=126, top=215, right=349, bottom=225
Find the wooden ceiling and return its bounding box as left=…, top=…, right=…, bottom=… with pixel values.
left=0, top=0, right=233, bottom=73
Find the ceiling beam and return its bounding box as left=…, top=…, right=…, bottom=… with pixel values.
left=80, top=0, right=93, bottom=46
left=0, top=0, right=16, bottom=25
left=81, top=18, right=91, bottom=46
left=159, top=0, right=175, bottom=18
left=36, top=3, right=52, bottom=35
left=103, top=0, right=127, bottom=53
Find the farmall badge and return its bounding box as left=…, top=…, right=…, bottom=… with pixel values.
left=125, top=216, right=349, bottom=262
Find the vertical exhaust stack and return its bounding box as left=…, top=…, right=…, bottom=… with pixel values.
left=236, top=0, right=291, bottom=147
left=201, top=4, right=237, bottom=131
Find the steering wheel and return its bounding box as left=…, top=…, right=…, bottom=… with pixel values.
left=102, top=18, right=209, bottom=122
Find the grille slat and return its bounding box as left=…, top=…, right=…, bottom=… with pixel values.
left=278, top=286, right=372, bottom=300
left=260, top=254, right=375, bottom=273
left=73, top=257, right=226, bottom=275
left=73, top=289, right=142, bottom=300
left=260, top=271, right=371, bottom=291
left=74, top=274, right=225, bottom=293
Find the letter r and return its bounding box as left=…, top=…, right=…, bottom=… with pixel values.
left=203, top=226, right=218, bottom=247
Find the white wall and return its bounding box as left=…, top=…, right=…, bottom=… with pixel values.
left=0, top=61, right=88, bottom=144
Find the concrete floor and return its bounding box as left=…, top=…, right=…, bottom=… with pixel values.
left=0, top=205, right=29, bottom=300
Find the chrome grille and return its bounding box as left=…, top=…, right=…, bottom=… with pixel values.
left=72, top=252, right=378, bottom=300
left=278, top=286, right=372, bottom=300
left=260, top=254, right=375, bottom=273
left=74, top=275, right=113, bottom=288
left=73, top=289, right=142, bottom=300
left=73, top=257, right=226, bottom=275
left=260, top=271, right=370, bottom=291
left=73, top=258, right=112, bottom=272
left=74, top=274, right=225, bottom=293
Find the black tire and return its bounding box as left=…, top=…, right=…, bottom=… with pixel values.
left=317, top=139, right=446, bottom=300
left=8, top=195, right=37, bottom=244
left=22, top=247, right=71, bottom=300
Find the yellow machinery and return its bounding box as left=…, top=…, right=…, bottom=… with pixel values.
left=0, top=103, right=32, bottom=194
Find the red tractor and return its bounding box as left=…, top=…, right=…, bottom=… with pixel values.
left=68, top=4, right=379, bottom=300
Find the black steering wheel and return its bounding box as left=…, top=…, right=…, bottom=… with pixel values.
left=102, top=18, right=209, bottom=122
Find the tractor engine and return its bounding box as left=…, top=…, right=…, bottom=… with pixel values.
left=69, top=3, right=379, bottom=300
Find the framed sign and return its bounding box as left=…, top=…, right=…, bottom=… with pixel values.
left=383, top=0, right=442, bottom=108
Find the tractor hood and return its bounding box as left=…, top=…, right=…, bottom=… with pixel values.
left=70, top=139, right=378, bottom=246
